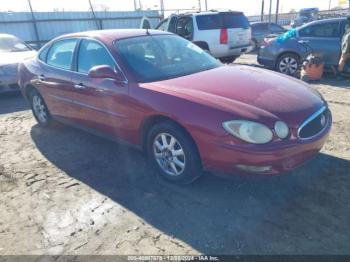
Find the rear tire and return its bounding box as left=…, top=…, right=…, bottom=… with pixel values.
left=219, top=56, right=237, bottom=64
left=276, top=53, right=300, bottom=76
left=146, top=121, right=203, bottom=184
left=29, top=89, right=52, bottom=127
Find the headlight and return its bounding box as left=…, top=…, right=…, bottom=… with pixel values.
left=223, top=120, right=273, bottom=144
left=274, top=121, right=289, bottom=139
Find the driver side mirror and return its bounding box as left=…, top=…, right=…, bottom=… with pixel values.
left=88, top=65, right=125, bottom=82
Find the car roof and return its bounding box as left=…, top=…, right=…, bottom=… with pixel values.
left=0, top=33, right=17, bottom=38
left=299, top=17, right=346, bottom=28
left=175, top=10, right=244, bottom=17
left=53, top=29, right=172, bottom=43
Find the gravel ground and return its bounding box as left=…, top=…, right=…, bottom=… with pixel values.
left=0, top=54, right=349, bottom=255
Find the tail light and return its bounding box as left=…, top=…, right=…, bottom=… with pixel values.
left=220, top=28, right=228, bottom=44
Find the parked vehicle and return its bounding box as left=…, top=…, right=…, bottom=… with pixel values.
left=291, top=8, right=319, bottom=28
left=156, top=11, right=252, bottom=63
left=0, top=34, right=37, bottom=93
left=19, top=29, right=332, bottom=184
left=258, top=18, right=348, bottom=75
left=251, top=22, right=286, bottom=50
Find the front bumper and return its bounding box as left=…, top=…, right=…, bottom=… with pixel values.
left=211, top=44, right=253, bottom=58
left=200, top=115, right=332, bottom=176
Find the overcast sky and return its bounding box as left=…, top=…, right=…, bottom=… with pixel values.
left=1, top=0, right=349, bottom=15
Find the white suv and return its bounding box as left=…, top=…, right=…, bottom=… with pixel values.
left=156, top=11, right=252, bottom=63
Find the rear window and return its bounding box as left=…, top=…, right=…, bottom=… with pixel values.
left=196, top=13, right=250, bottom=30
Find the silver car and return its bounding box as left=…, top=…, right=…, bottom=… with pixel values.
left=0, top=34, right=37, bottom=93
left=258, top=18, right=348, bottom=75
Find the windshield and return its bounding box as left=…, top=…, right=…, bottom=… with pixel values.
left=115, top=34, right=221, bottom=83
left=0, top=36, right=31, bottom=52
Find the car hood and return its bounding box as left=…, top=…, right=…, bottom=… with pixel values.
left=0, top=50, right=37, bottom=66
left=144, top=65, right=325, bottom=127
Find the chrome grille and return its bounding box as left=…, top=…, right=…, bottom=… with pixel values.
left=298, top=106, right=328, bottom=139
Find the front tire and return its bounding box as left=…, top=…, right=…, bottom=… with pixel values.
left=276, top=53, right=300, bottom=75
left=147, top=121, right=203, bottom=184
left=29, top=89, right=52, bottom=127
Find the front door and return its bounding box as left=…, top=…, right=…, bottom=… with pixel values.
left=70, top=39, right=130, bottom=139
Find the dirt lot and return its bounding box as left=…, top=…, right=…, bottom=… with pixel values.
left=0, top=54, right=350, bottom=255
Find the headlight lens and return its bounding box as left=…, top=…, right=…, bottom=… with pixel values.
left=223, top=120, right=273, bottom=144
left=274, top=121, right=289, bottom=139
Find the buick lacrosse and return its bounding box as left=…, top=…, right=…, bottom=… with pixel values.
left=19, top=29, right=332, bottom=184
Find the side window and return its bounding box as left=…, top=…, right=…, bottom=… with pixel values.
left=168, top=17, right=177, bottom=33
left=254, top=23, right=267, bottom=32
left=47, top=39, right=78, bottom=70
left=156, top=19, right=168, bottom=31
left=176, top=17, right=194, bottom=39
left=299, top=22, right=340, bottom=38
left=270, top=24, right=284, bottom=33
left=38, top=45, right=50, bottom=62
left=77, top=40, right=115, bottom=74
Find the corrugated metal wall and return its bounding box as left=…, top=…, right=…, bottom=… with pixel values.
left=0, top=10, right=160, bottom=46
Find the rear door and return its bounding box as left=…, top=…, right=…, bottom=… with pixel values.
left=69, top=39, right=130, bottom=137
left=298, top=21, right=341, bottom=65
left=37, top=38, right=79, bottom=121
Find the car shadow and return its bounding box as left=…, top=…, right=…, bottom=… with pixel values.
left=30, top=124, right=350, bottom=254
left=0, top=92, right=30, bottom=114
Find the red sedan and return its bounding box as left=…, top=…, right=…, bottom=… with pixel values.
left=19, top=29, right=332, bottom=184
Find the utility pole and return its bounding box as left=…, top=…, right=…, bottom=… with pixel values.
left=88, top=0, right=101, bottom=30
left=133, top=0, right=137, bottom=10
left=205, top=0, right=208, bottom=11
left=268, top=0, right=272, bottom=23
left=159, top=0, right=164, bottom=19
left=328, top=0, right=331, bottom=10
left=27, top=0, right=40, bottom=48
left=261, top=0, right=265, bottom=21
left=275, top=0, right=280, bottom=24
left=198, top=0, right=202, bottom=12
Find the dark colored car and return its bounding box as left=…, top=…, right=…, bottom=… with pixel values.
left=258, top=18, right=348, bottom=75
left=291, top=8, right=319, bottom=28
left=251, top=22, right=286, bottom=50
left=19, top=29, right=332, bottom=184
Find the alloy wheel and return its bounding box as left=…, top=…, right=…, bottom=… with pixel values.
left=278, top=56, right=298, bottom=75
left=153, top=132, right=186, bottom=176
left=32, top=95, right=48, bottom=124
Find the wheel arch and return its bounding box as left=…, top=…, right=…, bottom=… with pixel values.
left=139, top=115, right=201, bottom=158
left=193, top=41, right=210, bottom=52
left=24, top=84, right=38, bottom=100
left=275, top=51, right=302, bottom=69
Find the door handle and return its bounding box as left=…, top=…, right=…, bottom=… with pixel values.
left=38, top=74, right=45, bottom=81
left=74, top=83, right=86, bottom=90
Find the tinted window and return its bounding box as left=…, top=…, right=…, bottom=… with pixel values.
left=176, top=17, right=193, bottom=39
left=299, top=22, right=340, bottom=38
left=77, top=40, right=115, bottom=74
left=38, top=45, right=50, bottom=62
left=156, top=19, right=168, bottom=31
left=269, top=24, right=285, bottom=33
left=196, top=13, right=250, bottom=30
left=115, top=35, right=221, bottom=83
left=168, top=17, right=177, bottom=33
left=252, top=23, right=268, bottom=32
left=47, top=39, right=78, bottom=70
